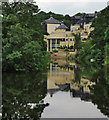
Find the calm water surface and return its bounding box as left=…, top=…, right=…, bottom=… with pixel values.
left=2, top=60, right=109, bottom=119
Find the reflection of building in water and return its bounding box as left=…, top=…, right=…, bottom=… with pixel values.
left=70, top=77, right=95, bottom=94
left=47, top=63, right=95, bottom=101
left=51, top=58, right=77, bottom=68
left=70, top=77, right=95, bottom=101
left=47, top=63, right=74, bottom=91
left=81, top=77, right=95, bottom=93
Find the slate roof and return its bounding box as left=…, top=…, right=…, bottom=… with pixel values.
left=76, top=18, right=93, bottom=24
left=44, top=16, right=62, bottom=24
left=85, top=13, right=95, bottom=18
left=56, top=23, right=69, bottom=29
left=73, top=16, right=81, bottom=19
left=71, top=12, right=98, bottom=25
left=71, top=16, right=81, bottom=25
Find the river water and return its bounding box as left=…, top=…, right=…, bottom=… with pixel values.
left=2, top=59, right=109, bottom=119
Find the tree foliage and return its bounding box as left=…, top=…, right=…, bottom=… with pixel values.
left=2, top=2, right=49, bottom=72
left=73, top=33, right=82, bottom=51
left=79, top=6, right=109, bottom=64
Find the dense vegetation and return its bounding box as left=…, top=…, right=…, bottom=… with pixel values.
left=74, top=7, right=109, bottom=115
left=2, top=2, right=49, bottom=72
left=79, top=6, right=109, bottom=65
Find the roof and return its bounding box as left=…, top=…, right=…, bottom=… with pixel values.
left=71, top=12, right=98, bottom=25
left=56, top=23, right=69, bottom=30
left=73, top=16, right=81, bottom=19
left=44, top=16, right=62, bottom=24
left=85, top=13, right=95, bottom=18
left=76, top=18, right=93, bottom=24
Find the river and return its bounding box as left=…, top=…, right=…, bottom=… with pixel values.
left=2, top=59, right=109, bottom=119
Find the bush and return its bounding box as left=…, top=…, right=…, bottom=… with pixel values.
left=2, top=2, right=48, bottom=72
left=53, top=49, right=58, bottom=52
left=75, top=53, right=79, bottom=58
left=60, top=46, right=63, bottom=49
left=64, top=48, right=69, bottom=51
left=70, top=45, right=73, bottom=49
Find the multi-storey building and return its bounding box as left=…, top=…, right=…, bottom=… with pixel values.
left=44, top=17, right=74, bottom=52
left=44, top=12, right=99, bottom=52
left=42, top=15, right=62, bottom=34
left=70, top=11, right=99, bottom=42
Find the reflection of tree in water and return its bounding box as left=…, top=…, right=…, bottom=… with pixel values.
left=2, top=73, right=49, bottom=120
left=81, top=61, right=109, bottom=117
left=74, top=65, right=81, bottom=83
left=90, top=66, right=109, bottom=117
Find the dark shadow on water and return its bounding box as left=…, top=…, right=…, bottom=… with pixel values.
left=2, top=72, right=49, bottom=120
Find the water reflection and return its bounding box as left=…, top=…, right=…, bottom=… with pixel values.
left=41, top=60, right=108, bottom=118
left=47, top=62, right=95, bottom=102
left=2, top=73, right=49, bottom=120
left=2, top=60, right=109, bottom=119
left=89, top=65, right=109, bottom=118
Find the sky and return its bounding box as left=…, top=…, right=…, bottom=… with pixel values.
left=36, top=0, right=109, bottom=16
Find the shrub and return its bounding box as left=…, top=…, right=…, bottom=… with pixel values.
left=53, top=49, right=58, bottom=52
left=64, top=48, right=69, bottom=51
left=70, top=45, right=73, bottom=49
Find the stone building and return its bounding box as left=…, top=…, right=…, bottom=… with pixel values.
left=44, top=12, right=99, bottom=52
left=42, top=15, right=61, bottom=34
left=70, top=12, right=99, bottom=42
left=44, top=17, right=74, bottom=52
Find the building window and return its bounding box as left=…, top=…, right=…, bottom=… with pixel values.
left=75, top=28, right=78, bottom=31
left=70, top=39, right=72, bottom=41
left=82, top=33, right=86, bottom=36
left=52, top=39, right=56, bottom=44
left=52, top=39, right=56, bottom=49
left=52, top=64, right=55, bottom=71
left=57, top=39, right=60, bottom=44
left=48, top=40, right=50, bottom=51
left=57, top=44, right=60, bottom=48
left=85, top=27, right=87, bottom=31
left=52, top=45, right=55, bottom=48
left=66, top=39, right=68, bottom=41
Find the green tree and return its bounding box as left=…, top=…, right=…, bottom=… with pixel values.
left=74, top=65, right=81, bottom=84
left=73, top=33, right=82, bottom=51
left=2, top=2, right=49, bottom=72
left=80, top=6, right=109, bottom=63
left=104, top=26, right=109, bottom=65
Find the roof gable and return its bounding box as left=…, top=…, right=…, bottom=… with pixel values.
left=56, top=23, right=69, bottom=30
left=45, top=16, right=61, bottom=24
